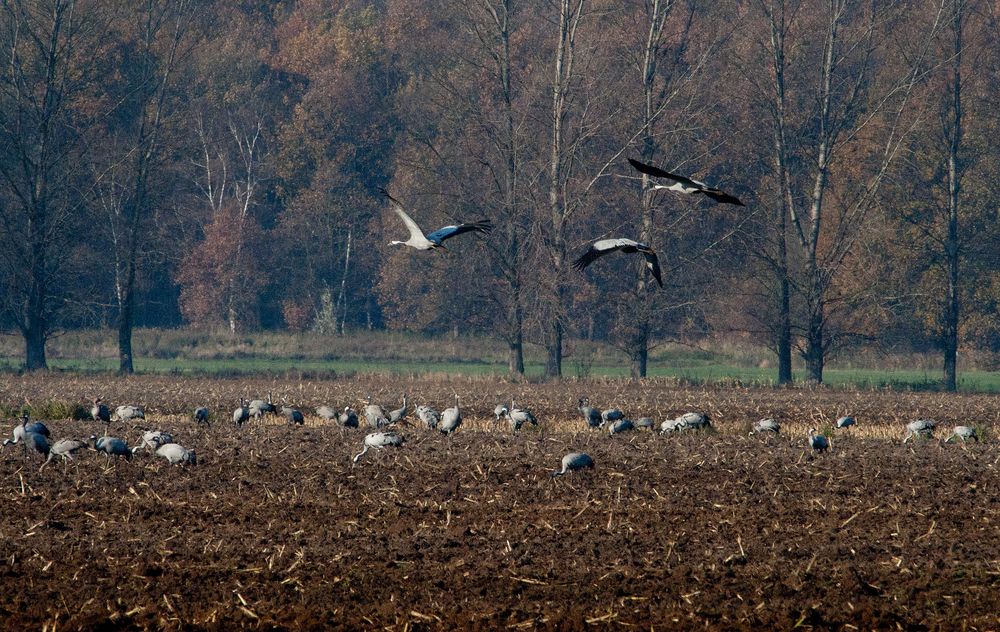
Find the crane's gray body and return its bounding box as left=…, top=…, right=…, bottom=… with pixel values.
left=114, top=405, right=145, bottom=422
left=339, top=407, right=360, bottom=428
left=140, top=430, right=174, bottom=451
left=388, top=396, right=408, bottom=424
left=353, top=432, right=404, bottom=462
left=417, top=405, right=439, bottom=430
left=439, top=396, right=462, bottom=435
left=809, top=429, right=829, bottom=453
left=43, top=438, right=87, bottom=467
left=600, top=408, right=624, bottom=426
left=233, top=400, right=250, bottom=426
left=578, top=399, right=601, bottom=429
left=635, top=417, right=654, bottom=430
left=904, top=419, right=936, bottom=443
left=608, top=418, right=635, bottom=435
left=552, top=452, right=594, bottom=477
left=194, top=407, right=210, bottom=425
left=155, top=443, right=197, bottom=465
left=751, top=419, right=780, bottom=435
left=947, top=425, right=977, bottom=443
left=91, top=399, right=111, bottom=423
left=91, top=435, right=132, bottom=460
left=836, top=416, right=856, bottom=429
left=282, top=406, right=305, bottom=425
left=506, top=405, right=537, bottom=433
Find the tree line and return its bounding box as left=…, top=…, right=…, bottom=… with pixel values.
left=0, top=0, right=997, bottom=390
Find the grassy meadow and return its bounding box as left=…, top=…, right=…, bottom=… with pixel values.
left=0, top=328, right=997, bottom=392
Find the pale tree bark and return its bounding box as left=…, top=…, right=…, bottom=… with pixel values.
left=544, top=0, right=586, bottom=378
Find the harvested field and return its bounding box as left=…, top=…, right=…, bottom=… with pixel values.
left=1, top=373, right=999, bottom=629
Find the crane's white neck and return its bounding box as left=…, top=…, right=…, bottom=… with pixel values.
left=389, top=240, right=404, bottom=246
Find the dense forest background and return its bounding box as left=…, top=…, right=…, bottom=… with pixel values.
left=0, top=0, right=998, bottom=387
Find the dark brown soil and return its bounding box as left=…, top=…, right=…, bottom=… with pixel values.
left=0, top=374, right=997, bottom=629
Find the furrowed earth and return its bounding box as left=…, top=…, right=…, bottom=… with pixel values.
left=1, top=373, right=999, bottom=630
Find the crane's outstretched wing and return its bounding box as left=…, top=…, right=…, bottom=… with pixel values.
left=701, top=190, right=745, bottom=206
left=629, top=158, right=744, bottom=206
left=573, top=238, right=646, bottom=271
left=426, top=220, right=492, bottom=244
left=380, top=188, right=427, bottom=242
left=642, top=250, right=664, bottom=287
left=628, top=159, right=705, bottom=188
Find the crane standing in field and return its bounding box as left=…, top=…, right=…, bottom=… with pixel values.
left=578, top=398, right=601, bottom=429
left=233, top=398, right=250, bottom=427
left=388, top=396, right=409, bottom=424
left=808, top=428, right=829, bottom=453
left=439, top=395, right=462, bottom=435
left=194, top=407, right=210, bottom=425
left=381, top=189, right=492, bottom=251
left=505, top=399, right=538, bottom=433
left=42, top=438, right=88, bottom=470
left=91, top=398, right=111, bottom=424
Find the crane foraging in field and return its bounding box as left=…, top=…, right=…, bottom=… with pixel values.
left=248, top=392, right=276, bottom=421
left=339, top=407, right=360, bottom=428
left=578, top=398, right=601, bottom=429
left=750, top=419, right=780, bottom=435
left=91, top=398, right=111, bottom=424
left=439, top=395, right=462, bottom=435
left=316, top=405, right=337, bottom=421
left=283, top=406, right=305, bottom=425
left=90, top=435, right=132, bottom=461
left=21, top=431, right=49, bottom=462
left=381, top=188, right=492, bottom=251
left=194, top=407, right=210, bottom=425
left=363, top=396, right=390, bottom=429
left=635, top=417, right=655, bottom=430
left=551, top=452, right=594, bottom=477
left=628, top=158, right=745, bottom=206
left=388, top=396, right=409, bottom=424
left=494, top=402, right=509, bottom=426
left=505, top=399, right=538, bottom=433
left=946, top=425, right=977, bottom=443
left=573, top=238, right=663, bottom=288
left=114, top=405, right=144, bottom=423
left=138, top=430, right=174, bottom=452
left=155, top=443, right=197, bottom=465
left=417, top=405, right=440, bottom=430
left=836, top=416, right=856, bottom=430
left=808, top=428, right=829, bottom=453
left=3, top=413, right=50, bottom=450
left=600, top=407, right=624, bottom=427
left=608, top=418, right=635, bottom=435
left=904, top=419, right=936, bottom=443
left=353, top=431, right=404, bottom=463
left=233, top=399, right=250, bottom=426
left=42, top=438, right=88, bottom=469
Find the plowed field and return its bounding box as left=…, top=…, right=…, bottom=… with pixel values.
left=1, top=374, right=998, bottom=630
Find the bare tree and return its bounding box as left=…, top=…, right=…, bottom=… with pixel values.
left=91, top=0, right=194, bottom=373
left=0, top=0, right=110, bottom=369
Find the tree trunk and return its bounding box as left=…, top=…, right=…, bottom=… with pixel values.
left=804, top=307, right=824, bottom=383
left=118, top=274, right=135, bottom=374
left=630, top=336, right=648, bottom=379
left=508, top=283, right=525, bottom=376
left=24, top=323, right=47, bottom=371
left=546, top=320, right=563, bottom=378
left=942, top=0, right=963, bottom=392
left=777, top=273, right=793, bottom=384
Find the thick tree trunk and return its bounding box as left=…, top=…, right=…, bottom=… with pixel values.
left=24, top=324, right=47, bottom=371
left=545, top=320, right=563, bottom=378
left=942, top=0, right=962, bottom=393
left=630, top=336, right=648, bottom=379
left=118, top=266, right=136, bottom=374
left=804, top=308, right=824, bottom=383
left=508, top=283, right=525, bottom=375
left=777, top=274, right=793, bottom=384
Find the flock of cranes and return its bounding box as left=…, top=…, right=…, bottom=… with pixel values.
left=381, top=158, right=745, bottom=291
left=0, top=389, right=982, bottom=478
